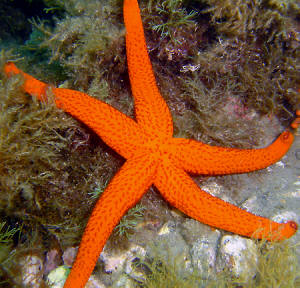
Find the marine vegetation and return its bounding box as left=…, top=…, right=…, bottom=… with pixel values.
left=0, top=50, right=121, bottom=286
left=147, top=0, right=198, bottom=42
left=0, top=222, right=20, bottom=244
left=140, top=239, right=300, bottom=288
left=201, top=0, right=299, bottom=42
left=115, top=204, right=146, bottom=238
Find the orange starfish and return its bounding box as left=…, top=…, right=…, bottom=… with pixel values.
left=4, top=0, right=299, bottom=287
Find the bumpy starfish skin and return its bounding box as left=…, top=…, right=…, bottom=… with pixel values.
left=4, top=0, right=299, bottom=287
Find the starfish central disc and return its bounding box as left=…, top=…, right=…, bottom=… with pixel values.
left=142, top=137, right=172, bottom=159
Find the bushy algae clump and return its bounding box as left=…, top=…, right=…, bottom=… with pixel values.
left=0, top=65, right=120, bottom=245
left=201, top=0, right=299, bottom=41
left=30, top=0, right=129, bottom=111
left=0, top=51, right=121, bottom=285
left=0, top=220, right=21, bottom=286
left=140, top=239, right=300, bottom=288
left=11, top=0, right=298, bottom=146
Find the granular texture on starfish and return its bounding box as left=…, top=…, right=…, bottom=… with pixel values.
left=3, top=0, right=299, bottom=287
left=170, top=132, right=295, bottom=175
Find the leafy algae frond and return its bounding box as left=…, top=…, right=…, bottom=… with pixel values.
left=0, top=222, right=19, bottom=245
left=115, top=204, right=146, bottom=238
left=148, top=0, right=198, bottom=42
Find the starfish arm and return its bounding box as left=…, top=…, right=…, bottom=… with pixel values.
left=51, top=87, right=147, bottom=159
left=154, top=158, right=297, bottom=240
left=170, top=131, right=294, bottom=175
left=63, top=154, right=157, bottom=288
left=4, top=62, right=146, bottom=159
left=124, top=0, right=173, bottom=138
left=4, top=62, right=50, bottom=99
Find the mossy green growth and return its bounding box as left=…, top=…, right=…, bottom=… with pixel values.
left=0, top=219, right=23, bottom=286
left=18, top=22, right=68, bottom=83
left=139, top=239, right=300, bottom=287
left=0, top=51, right=121, bottom=250
left=254, top=240, right=300, bottom=287
left=0, top=222, right=20, bottom=244
left=35, top=0, right=127, bottom=99
left=169, top=33, right=299, bottom=147
left=122, top=1, right=298, bottom=149
left=114, top=204, right=146, bottom=238
left=200, top=0, right=300, bottom=43
left=146, top=0, right=198, bottom=42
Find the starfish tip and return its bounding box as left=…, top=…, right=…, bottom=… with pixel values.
left=290, top=110, right=300, bottom=129
left=280, top=130, right=293, bottom=143
left=4, top=62, right=19, bottom=76
left=288, top=220, right=298, bottom=231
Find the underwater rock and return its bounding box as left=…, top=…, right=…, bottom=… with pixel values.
left=100, top=244, right=146, bottom=275
left=182, top=219, right=221, bottom=276
left=113, top=274, right=135, bottom=288
left=20, top=255, right=43, bottom=288
left=44, top=248, right=61, bottom=275
left=217, top=235, right=258, bottom=279
left=62, top=246, right=78, bottom=267
left=241, top=135, right=299, bottom=232
left=99, top=244, right=147, bottom=285
left=84, top=275, right=106, bottom=288
left=47, top=265, right=105, bottom=288
left=154, top=220, right=192, bottom=273
left=47, top=266, right=69, bottom=288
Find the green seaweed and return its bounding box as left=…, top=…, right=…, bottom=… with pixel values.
left=170, top=36, right=299, bottom=147
left=0, top=218, right=23, bottom=287
left=147, top=0, right=198, bottom=42
left=139, top=239, right=300, bottom=287
left=0, top=222, right=20, bottom=244
left=114, top=204, right=146, bottom=238
left=18, top=21, right=67, bottom=83
left=88, top=183, right=107, bottom=200
left=0, top=49, right=121, bottom=248
left=200, top=0, right=300, bottom=42
left=34, top=0, right=127, bottom=98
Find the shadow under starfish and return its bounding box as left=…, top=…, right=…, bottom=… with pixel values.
left=3, top=0, right=300, bottom=287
